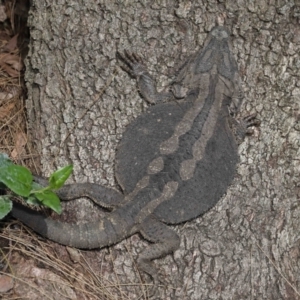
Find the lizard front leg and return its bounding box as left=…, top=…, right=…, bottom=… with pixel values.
left=118, top=50, right=173, bottom=104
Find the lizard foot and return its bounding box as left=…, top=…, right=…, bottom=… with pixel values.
left=232, top=113, right=260, bottom=143
left=241, top=113, right=261, bottom=132
left=117, top=50, right=148, bottom=79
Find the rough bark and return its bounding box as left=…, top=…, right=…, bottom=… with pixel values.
left=22, top=0, right=300, bottom=299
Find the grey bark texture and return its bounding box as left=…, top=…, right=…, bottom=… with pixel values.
left=24, top=1, right=300, bottom=299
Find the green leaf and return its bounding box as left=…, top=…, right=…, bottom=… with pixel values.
left=34, top=190, right=62, bottom=214
left=26, top=195, right=42, bottom=206
left=31, top=181, right=44, bottom=191
left=49, top=165, right=73, bottom=190
left=0, top=196, right=13, bottom=219
left=0, top=164, right=33, bottom=197
left=0, top=153, right=10, bottom=167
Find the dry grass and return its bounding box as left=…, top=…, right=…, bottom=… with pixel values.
left=0, top=221, right=151, bottom=299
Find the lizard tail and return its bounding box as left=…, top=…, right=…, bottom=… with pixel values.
left=11, top=202, right=132, bottom=249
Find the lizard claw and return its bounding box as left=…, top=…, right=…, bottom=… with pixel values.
left=142, top=272, right=164, bottom=299
left=231, top=113, right=260, bottom=143
left=117, top=50, right=147, bottom=78
left=242, top=113, right=261, bottom=134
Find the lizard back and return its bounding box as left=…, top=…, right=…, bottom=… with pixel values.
left=116, top=26, right=241, bottom=224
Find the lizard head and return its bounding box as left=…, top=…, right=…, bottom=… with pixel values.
left=210, top=26, right=230, bottom=41
left=194, top=26, right=238, bottom=80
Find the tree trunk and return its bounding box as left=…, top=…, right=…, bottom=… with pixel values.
left=21, top=0, right=300, bottom=299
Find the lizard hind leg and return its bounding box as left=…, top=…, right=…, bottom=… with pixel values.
left=138, top=216, right=180, bottom=283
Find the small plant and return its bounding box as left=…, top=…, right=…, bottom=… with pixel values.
left=0, top=153, right=73, bottom=219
